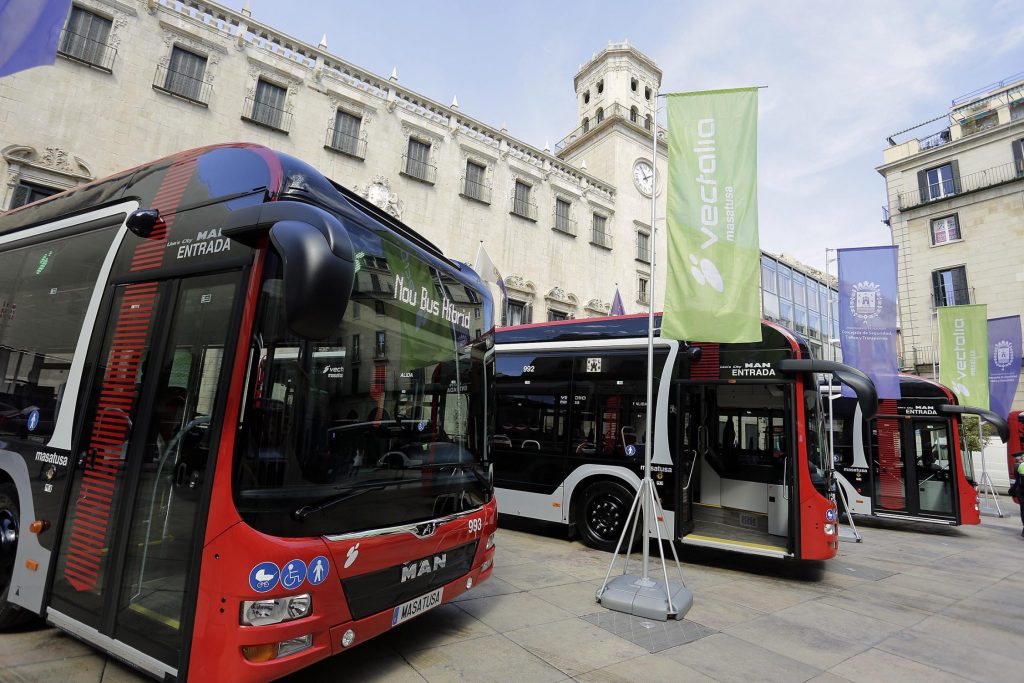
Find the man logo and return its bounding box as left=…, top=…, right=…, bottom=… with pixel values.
left=994, top=340, right=1014, bottom=370
left=688, top=254, right=724, bottom=293
left=401, top=553, right=447, bottom=582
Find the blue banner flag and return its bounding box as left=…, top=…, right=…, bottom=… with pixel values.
left=610, top=287, right=625, bottom=316
left=837, top=245, right=901, bottom=399
left=0, top=0, right=72, bottom=78
left=988, top=315, right=1021, bottom=419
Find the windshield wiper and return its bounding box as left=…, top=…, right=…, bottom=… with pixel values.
left=414, top=462, right=491, bottom=489
left=293, top=479, right=423, bottom=521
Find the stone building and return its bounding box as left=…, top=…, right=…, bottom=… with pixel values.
left=878, top=74, right=1024, bottom=412
left=1, top=0, right=837, bottom=342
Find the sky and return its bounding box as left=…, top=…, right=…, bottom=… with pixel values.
left=232, top=0, right=1024, bottom=272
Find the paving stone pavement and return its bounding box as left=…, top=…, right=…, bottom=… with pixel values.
left=2, top=499, right=1023, bottom=682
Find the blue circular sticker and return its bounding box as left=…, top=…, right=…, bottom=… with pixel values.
left=249, top=561, right=280, bottom=593
left=625, top=444, right=637, bottom=457
left=825, top=508, right=837, bottom=522
left=307, top=555, right=330, bottom=585
left=26, top=410, right=39, bottom=432
left=280, top=558, right=307, bottom=590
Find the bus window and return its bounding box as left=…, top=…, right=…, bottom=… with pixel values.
left=804, top=386, right=831, bottom=484
left=913, top=421, right=953, bottom=514
left=704, top=384, right=787, bottom=485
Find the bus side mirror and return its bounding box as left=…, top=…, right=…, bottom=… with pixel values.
left=776, top=358, right=878, bottom=421
left=938, top=405, right=1010, bottom=443
left=223, top=202, right=355, bottom=340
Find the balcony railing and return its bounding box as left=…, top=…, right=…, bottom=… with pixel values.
left=325, top=128, right=367, bottom=159
left=881, top=205, right=890, bottom=226
left=152, top=64, right=213, bottom=106
left=556, top=102, right=667, bottom=152
left=241, top=96, right=292, bottom=133
left=933, top=286, right=974, bottom=310
left=918, top=129, right=951, bottom=151
left=897, top=161, right=1022, bottom=211
left=509, top=196, right=538, bottom=221
left=57, top=29, right=116, bottom=72
left=591, top=229, right=613, bottom=249
left=553, top=214, right=576, bottom=236
left=401, top=155, right=436, bottom=184
left=460, top=176, right=491, bottom=204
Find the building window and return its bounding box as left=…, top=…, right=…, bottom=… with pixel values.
left=631, top=77, right=638, bottom=92
left=374, top=299, right=385, bottom=316
left=793, top=272, right=806, bottom=306
left=795, top=308, right=808, bottom=335
left=932, top=266, right=970, bottom=307
left=630, top=106, right=639, bottom=123
left=246, top=79, right=289, bottom=131
left=777, top=265, right=792, bottom=300
left=596, top=107, right=604, bottom=124
left=582, top=116, right=590, bottom=133
left=375, top=331, right=386, bottom=358
left=763, top=292, right=780, bottom=322
left=8, top=181, right=60, bottom=209
left=636, top=229, right=651, bottom=263
left=583, top=90, right=590, bottom=104
left=59, top=6, right=114, bottom=70
left=931, top=215, right=961, bottom=245
left=637, top=274, right=650, bottom=305
left=462, top=161, right=490, bottom=203
left=547, top=309, right=568, bottom=322
left=644, top=114, right=653, bottom=131
left=157, top=46, right=209, bottom=104
left=504, top=299, right=532, bottom=326
left=761, top=256, right=777, bottom=294
left=554, top=198, right=574, bottom=234
left=961, top=110, right=998, bottom=136
left=403, top=138, right=435, bottom=183
left=328, top=110, right=365, bottom=158
left=645, top=86, right=652, bottom=100
left=351, top=334, right=361, bottom=363
left=1013, top=138, right=1024, bottom=175
left=597, top=79, right=604, bottom=94
left=780, top=300, right=794, bottom=328
left=511, top=181, right=536, bottom=220
left=921, top=163, right=957, bottom=201
left=591, top=214, right=611, bottom=248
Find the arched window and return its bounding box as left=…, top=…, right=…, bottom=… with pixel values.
left=645, top=86, right=652, bottom=100
left=644, top=114, right=652, bottom=131
left=597, top=79, right=604, bottom=94
left=583, top=90, right=590, bottom=104
left=630, top=106, right=638, bottom=123
left=596, top=107, right=604, bottom=123
left=582, top=116, right=589, bottom=132
left=631, top=77, right=638, bottom=92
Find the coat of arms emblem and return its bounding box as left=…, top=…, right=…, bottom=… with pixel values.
left=849, top=281, right=883, bottom=320
left=993, top=340, right=1014, bottom=370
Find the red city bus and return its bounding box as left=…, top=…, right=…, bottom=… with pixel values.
left=831, top=374, right=1008, bottom=525
left=493, top=315, right=877, bottom=561
left=0, top=144, right=496, bottom=681
left=1007, top=410, right=1024, bottom=481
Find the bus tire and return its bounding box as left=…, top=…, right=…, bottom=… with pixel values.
left=575, top=480, right=639, bottom=553
left=0, top=482, right=28, bottom=629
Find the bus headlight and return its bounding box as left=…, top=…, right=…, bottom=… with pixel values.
left=485, top=532, right=495, bottom=550
left=241, top=594, right=312, bottom=626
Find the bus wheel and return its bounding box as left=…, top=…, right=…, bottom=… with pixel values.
left=0, top=483, right=27, bottom=629
left=577, top=481, right=638, bottom=552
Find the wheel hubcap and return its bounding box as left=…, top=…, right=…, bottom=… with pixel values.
left=588, top=495, right=625, bottom=541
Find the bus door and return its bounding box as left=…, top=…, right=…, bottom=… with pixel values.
left=872, top=413, right=957, bottom=520
left=677, top=382, right=792, bottom=554
left=674, top=383, right=696, bottom=537
left=48, top=271, right=240, bottom=673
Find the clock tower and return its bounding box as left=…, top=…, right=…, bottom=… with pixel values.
left=556, top=42, right=668, bottom=311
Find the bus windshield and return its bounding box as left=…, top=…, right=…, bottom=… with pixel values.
left=233, top=248, right=493, bottom=538
left=804, top=382, right=831, bottom=486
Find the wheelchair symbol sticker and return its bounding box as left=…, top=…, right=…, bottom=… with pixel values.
left=249, top=562, right=280, bottom=593
left=280, top=558, right=307, bottom=590
left=625, top=444, right=636, bottom=457
left=308, top=555, right=330, bottom=585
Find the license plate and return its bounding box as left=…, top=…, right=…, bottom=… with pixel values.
left=391, top=587, right=444, bottom=626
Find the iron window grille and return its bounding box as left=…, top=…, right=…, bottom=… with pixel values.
left=153, top=48, right=212, bottom=105
left=58, top=7, right=116, bottom=72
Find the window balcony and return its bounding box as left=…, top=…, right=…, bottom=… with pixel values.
left=553, top=215, right=576, bottom=236
left=590, top=230, right=613, bottom=250
left=401, top=155, right=436, bottom=184
left=241, top=97, right=292, bottom=133
left=460, top=176, right=491, bottom=204
left=152, top=64, right=212, bottom=106
left=509, top=197, right=538, bottom=221
left=897, top=161, right=1022, bottom=211
left=325, top=128, right=367, bottom=159
left=57, top=29, right=116, bottom=72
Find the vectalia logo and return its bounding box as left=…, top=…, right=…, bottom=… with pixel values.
left=688, top=254, right=724, bottom=292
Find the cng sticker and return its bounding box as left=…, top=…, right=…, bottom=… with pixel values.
left=249, top=561, right=279, bottom=593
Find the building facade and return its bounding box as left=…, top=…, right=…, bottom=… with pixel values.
left=1, top=0, right=836, bottom=349
left=878, top=75, right=1024, bottom=413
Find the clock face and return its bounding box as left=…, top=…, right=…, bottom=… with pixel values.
left=633, top=161, right=654, bottom=195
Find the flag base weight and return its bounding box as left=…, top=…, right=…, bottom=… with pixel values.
left=597, top=575, right=692, bottom=621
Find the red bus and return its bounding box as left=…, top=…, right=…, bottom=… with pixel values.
left=0, top=144, right=496, bottom=681
left=493, top=315, right=877, bottom=561
left=1007, top=410, right=1024, bottom=481
left=831, top=373, right=1007, bottom=525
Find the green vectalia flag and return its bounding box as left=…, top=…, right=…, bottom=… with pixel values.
left=662, top=88, right=762, bottom=343
left=938, top=304, right=990, bottom=408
